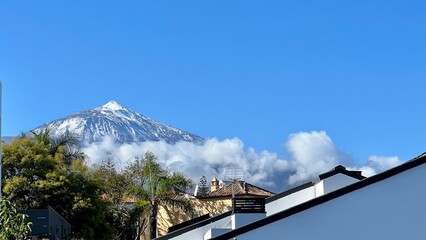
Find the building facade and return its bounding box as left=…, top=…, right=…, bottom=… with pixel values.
left=156, top=164, right=369, bottom=240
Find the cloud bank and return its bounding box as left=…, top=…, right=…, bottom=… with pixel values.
left=82, top=131, right=403, bottom=191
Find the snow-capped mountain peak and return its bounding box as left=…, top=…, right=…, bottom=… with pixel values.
left=102, top=100, right=126, bottom=111
left=31, top=101, right=204, bottom=145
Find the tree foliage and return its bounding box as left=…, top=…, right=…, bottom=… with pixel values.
left=1, top=132, right=113, bottom=239
left=1, top=130, right=195, bottom=240
left=91, top=159, right=136, bottom=240
left=30, top=128, right=86, bottom=166
left=0, top=199, right=32, bottom=240
left=197, top=175, right=209, bottom=196
left=126, top=152, right=194, bottom=240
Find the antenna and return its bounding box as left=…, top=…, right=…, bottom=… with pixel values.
left=224, top=167, right=244, bottom=198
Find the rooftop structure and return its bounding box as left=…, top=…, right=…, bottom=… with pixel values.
left=201, top=179, right=275, bottom=199
left=156, top=161, right=371, bottom=240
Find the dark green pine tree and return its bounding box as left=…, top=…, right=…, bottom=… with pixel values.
left=198, top=175, right=209, bottom=196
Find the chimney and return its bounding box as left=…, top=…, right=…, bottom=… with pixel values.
left=211, top=177, right=219, bottom=192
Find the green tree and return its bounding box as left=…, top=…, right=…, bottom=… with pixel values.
left=126, top=152, right=194, bottom=240
left=31, top=128, right=86, bottom=166
left=92, top=159, right=135, bottom=240
left=0, top=199, right=32, bottom=240
left=197, top=175, right=209, bottom=196
left=1, top=136, right=113, bottom=239
left=92, top=158, right=132, bottom=205
left=63, top=159, right=114, bottom=239
left=2, top=137, right=57, bottom=209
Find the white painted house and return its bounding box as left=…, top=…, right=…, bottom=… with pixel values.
left=156, top=162, right=372, bottom=240
left=265, top=165, right=365, bottom=216
left=207, top=152, right=426, bottom=240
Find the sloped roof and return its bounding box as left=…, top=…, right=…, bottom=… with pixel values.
left=318, top=165, right=365, bottom=180
left=155, top=211, right=233, bottom=240
left=209, top=152, right=426, bottom=240
left=155, top=160, right=401, bottom=240
left=266, top=165, right=365, bottom=204
left=200, top=180, right=275, bottom=199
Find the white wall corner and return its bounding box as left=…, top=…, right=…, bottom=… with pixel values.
left=232, top=213, right=266, bottom=229
left=314, top=180, right=324, bottom=197
left=204, top=228, right=231, bottom=240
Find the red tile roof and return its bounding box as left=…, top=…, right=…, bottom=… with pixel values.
left=201, top=180, right=274, bottom=198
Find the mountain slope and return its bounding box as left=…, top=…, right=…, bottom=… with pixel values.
left=31, top=101, right=204, bottom=144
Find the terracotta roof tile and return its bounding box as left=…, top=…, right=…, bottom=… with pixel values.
left=202, top=180, right=274, bottom=198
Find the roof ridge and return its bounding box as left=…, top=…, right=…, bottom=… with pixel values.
left=209, top=152, right=426, bottom=240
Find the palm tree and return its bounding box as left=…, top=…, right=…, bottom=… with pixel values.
left=30, top=128, right=86, bottom=165
left=126, top=152, right=193, bottom=240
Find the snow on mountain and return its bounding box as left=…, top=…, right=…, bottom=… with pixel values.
left=31, top=101, right=204, bottom=144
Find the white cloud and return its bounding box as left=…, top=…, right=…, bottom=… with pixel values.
left=367, top=155, right=402, bottom=171
left=81, top=131, right=404, bottom=191
left=349, top=155, right=402, bottom=177
left=285, top=131, right=351, bottom=185
left=82, top=137, right=290, bottom=189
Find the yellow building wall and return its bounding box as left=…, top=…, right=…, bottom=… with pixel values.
left=156, top=198, right=232, bottom=237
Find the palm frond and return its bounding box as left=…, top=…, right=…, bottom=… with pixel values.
left=125, top=151, right=194, bottom=240
left=30, top=128, right=51, bottom=146
left=126, top=184, right=150, bottom=201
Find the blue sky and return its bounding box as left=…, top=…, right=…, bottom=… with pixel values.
left=1, top=0, right=425, bottom=167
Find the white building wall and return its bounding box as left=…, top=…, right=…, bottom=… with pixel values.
left=235, top=164, right=426, bottom=240
left=164, top=171, right=363, bottom=240
left=204, top=228, right=230, bottom=240
left=322, top=173, right=360, bottom=194
left=314, top=180, right=324, bottom=196
left=266, top=173, right=361, bottom=217
left=231, top=213, right=266, bottom=229
left=168, top=215, right=231, bottom=240
left=265, top=186, right=316, bottom=216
